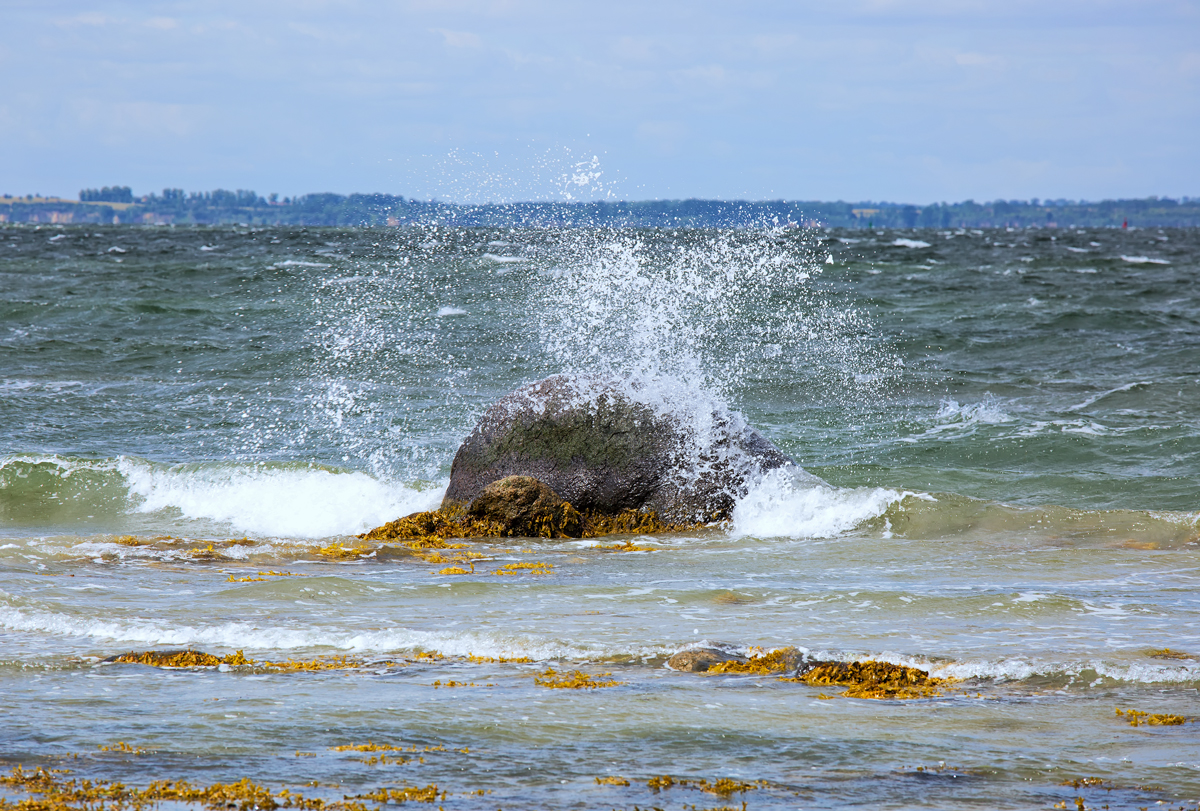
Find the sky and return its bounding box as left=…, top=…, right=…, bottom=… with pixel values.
left=2, top=0, right=1198, bottom=204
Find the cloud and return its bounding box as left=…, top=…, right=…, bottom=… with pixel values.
left=144, top=17, right=179, bottom=30
left=431, top=28, right=482, bottom=49
left=55, top=12, right=108, bottom=27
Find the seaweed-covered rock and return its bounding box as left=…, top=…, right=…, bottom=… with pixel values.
left=467, top=475, right=583, bottom=538
left=443, top=375, right=794, bottom=524
left=666, top=647, right=748, bottom=673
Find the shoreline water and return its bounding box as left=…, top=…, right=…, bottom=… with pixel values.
left=2, top=223, right=1198, bottom=808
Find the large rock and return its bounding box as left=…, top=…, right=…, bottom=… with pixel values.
left=442, top=375, right=794, bottom=523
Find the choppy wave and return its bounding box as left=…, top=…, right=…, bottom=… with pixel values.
left=0, top=602, right=636, bottom=662
left=0, top=455, right=440, bottom=538
left=4, top=599, right=1197, bottom=685
left=730, top=467, right=905, bottom=538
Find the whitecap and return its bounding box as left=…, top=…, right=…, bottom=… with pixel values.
left=272, top=260, right=332, bottom=268
left=106, top=246, right=126, bottom=253
left=730, top=467, right=903, bottom=539
left=1120, top=255, right=1170, bottom=265
left=892, top=238, right=931, bottom=249
left=117, top=459, right=442, bottom=538
left=436, top=306, right=467, bottom=317
left=482, top=253, right=525, bottom=264
left=1065, top=381, right=1149, bottom=412
left=920, top=398, right=1013, bottom=438
left=0, top=603, right=655, bottom=662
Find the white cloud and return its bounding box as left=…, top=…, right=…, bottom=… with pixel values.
left=432, top=28, right=482, bottom=48
left=55, top=12, right=108, bottom=27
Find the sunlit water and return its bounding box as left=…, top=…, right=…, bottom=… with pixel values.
left=2, top=223, right=1198, bottom=810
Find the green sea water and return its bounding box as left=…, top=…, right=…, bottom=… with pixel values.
left=1, top=223, right=1198, bottom=809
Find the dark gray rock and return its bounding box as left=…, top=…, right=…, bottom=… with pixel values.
left=442, top=375, right=794, bottom=523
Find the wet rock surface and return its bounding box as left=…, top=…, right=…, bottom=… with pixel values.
left=666, top=647, right=749, bottom=672
left=442, top=375, right=794, bottom=524
left=466, top=475, right=583, bottom=538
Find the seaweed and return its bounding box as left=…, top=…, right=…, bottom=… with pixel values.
left=0, top=765, right=375, bottom=811
left=534, top=668, right=624, bottom=689
left=361, top=505, right=702, bottom=542
left=591, top=540, right=657, bottom=552
left=781, top=659, right=952, bottom=699
left=705, top=647, right=801, bottom=675
left=646, top=775, right=759, bottom=798
left=105, top=650, right=365, bottom=672
left=493, top=561, right=553, bottom=575
left=96, top=743, right=147, bottom=755
left=108, top=650, right=228, bottom=668
left=1115, top=708, right=1188, bottom=726
left=465, top=654, right=532, bottom=664
left=227, top=571, right=302, bottom=583
left=350, top=785, right=442, bottom=804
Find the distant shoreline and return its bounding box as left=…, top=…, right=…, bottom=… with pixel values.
left=2, top=190, right=1198, bottom=228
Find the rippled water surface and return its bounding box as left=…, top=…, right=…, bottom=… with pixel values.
left=2, top=223, right=1198, bottom=810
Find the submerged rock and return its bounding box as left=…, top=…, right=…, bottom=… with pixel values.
left=666, top=647, right=748, bottom=673
left=786, top=659, right=950, bottom=699
left=442, top=375, right=794, bottom=524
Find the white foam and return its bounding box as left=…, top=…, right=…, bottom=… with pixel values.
left=921, top=398, right=1012, bottom=436
left=1015, top=419, right=1136, bottom=438
left=1065, top=246, right=1089, bottom=253
left=482, top=253, right=525, bottom=263
left=1066, top=381, right=1149, bottom=412
left=272, top=260, right=332, bottom=268
left=117, top=459, right=441, bottom=538
left=892, top=238, right=931, bottom=249
left=1120, top=255, right=1170, bottom=265
left=436, top=306, right=467, bottom=317
left=731, top=467, right=903, bottom=539
left=0, top=603, right=639, bottom=662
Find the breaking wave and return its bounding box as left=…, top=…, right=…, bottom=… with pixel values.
left=0, top=455, right=439, bottom=539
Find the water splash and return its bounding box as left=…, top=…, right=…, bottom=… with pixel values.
left=535, top=226, right=901, bottom=410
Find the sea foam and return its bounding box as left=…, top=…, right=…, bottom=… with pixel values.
left=730, top=467, right=903, bottom=539
left=118, top=459, right=440, bottom=538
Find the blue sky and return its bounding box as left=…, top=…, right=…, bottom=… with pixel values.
left=3, top=0, right=1198, bottom=203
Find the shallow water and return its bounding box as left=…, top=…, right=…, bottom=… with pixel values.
left=2, top=223, right=1198, bottom=809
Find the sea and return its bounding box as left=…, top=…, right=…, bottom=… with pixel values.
left=1, top=222, right=1197, bottom=810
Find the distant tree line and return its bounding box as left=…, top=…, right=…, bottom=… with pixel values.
left=79, top=186, right=134, bottom=203
left=3, top=188, right=1199, bottom=228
